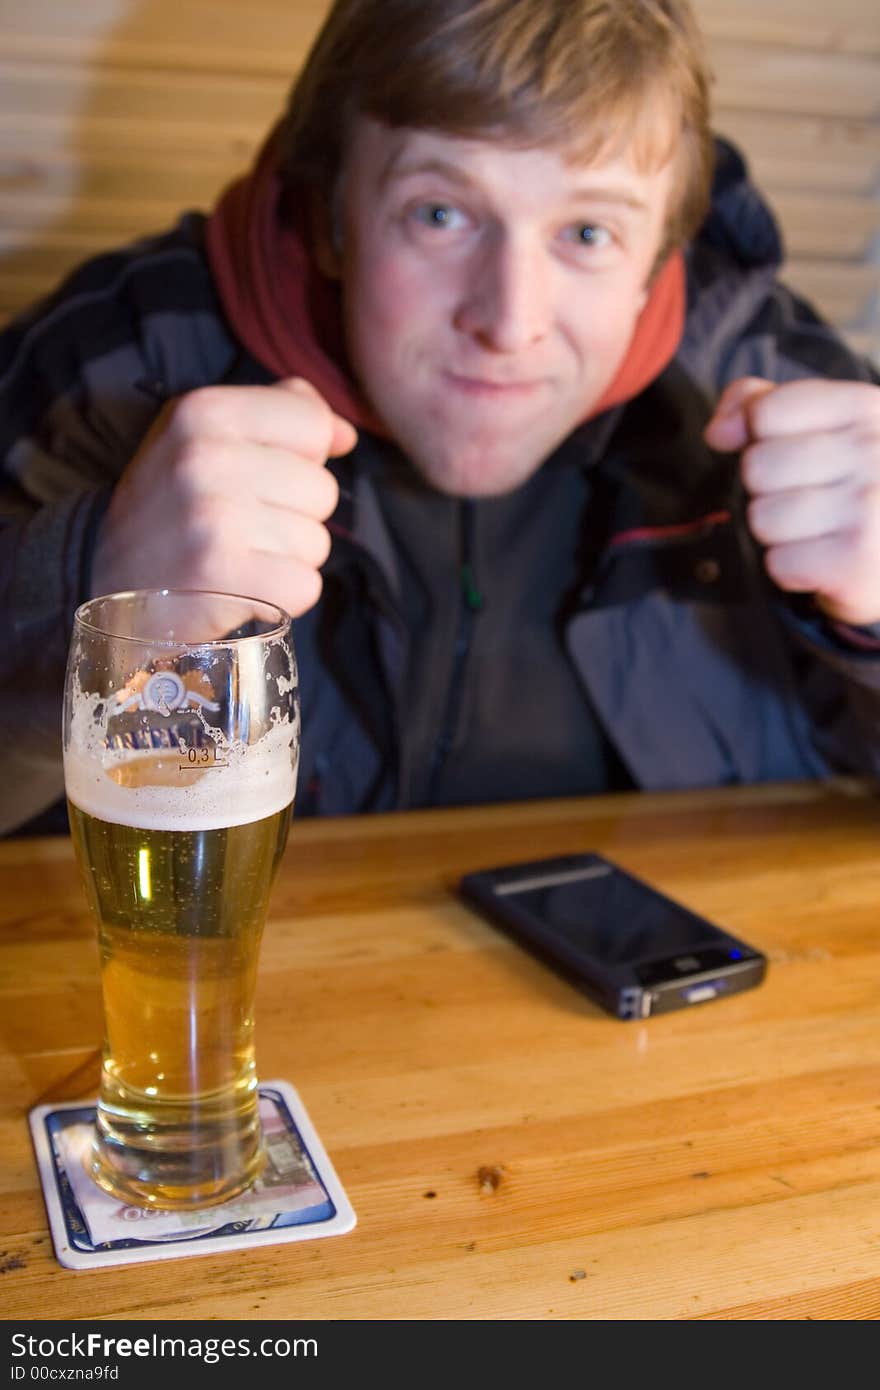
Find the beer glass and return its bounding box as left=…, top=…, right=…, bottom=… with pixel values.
left=62, top=589, right=298, bottom=1210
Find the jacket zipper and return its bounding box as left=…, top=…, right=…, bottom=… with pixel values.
left=425, top=499, right=483, bottom=799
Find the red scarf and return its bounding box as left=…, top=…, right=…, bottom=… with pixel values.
left=205, top=132, right=686, bottom=432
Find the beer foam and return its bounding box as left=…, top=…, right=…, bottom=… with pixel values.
left=65, top=719, right=298, bottom=831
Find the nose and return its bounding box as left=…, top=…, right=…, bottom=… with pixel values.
left=454, top=230, right=552, bottom=353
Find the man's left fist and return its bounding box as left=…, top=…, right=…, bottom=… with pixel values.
left=704, top=376, right=880, bottom=627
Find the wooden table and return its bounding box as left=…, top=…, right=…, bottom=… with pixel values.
left=2, top=779, right=880, bottom=1321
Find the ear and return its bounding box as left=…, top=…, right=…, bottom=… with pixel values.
left=310, top=196, right=344, bottom=280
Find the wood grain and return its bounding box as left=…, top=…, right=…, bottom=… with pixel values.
left=1, top=779, right=879, bottom=1319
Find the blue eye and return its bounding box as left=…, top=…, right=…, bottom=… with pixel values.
left=571, top=224, right=611, bottom=247
left=412, top=203, right=465, bottom=230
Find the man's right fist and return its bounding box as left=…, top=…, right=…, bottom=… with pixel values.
left=91, top=376, right=357, bottom=617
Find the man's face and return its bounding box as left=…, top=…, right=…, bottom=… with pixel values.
left=332, top=117, right=675, bottom=496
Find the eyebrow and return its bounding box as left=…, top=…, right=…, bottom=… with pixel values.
left=567, top=185, right=649, bottom=214
left=380, top=154, right=649, bottom=214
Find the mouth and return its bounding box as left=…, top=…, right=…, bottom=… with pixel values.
left=444, top=371, right=546, bottom=400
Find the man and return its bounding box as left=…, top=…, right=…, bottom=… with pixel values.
left=1, top=0, right=879, bottom=834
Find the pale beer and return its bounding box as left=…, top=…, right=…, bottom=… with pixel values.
left=66, top=734, right=295, bottom=1208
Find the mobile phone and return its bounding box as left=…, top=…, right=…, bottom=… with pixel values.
left=459, top=852, right=767, bottom=1020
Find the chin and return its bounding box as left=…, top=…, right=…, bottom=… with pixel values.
left=404, top=430, right=558, bottom=498
left=413, top=454, right=544, bottom=498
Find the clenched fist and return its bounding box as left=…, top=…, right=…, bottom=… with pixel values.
left=704, top=376, right=880, bottom=627
left=91, top=376, right=357, bottom=618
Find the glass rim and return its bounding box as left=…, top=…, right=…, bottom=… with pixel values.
left=72, top=587, right=292, bottom=648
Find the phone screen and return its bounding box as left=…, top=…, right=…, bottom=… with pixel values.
left=499, top=862, right=722, bottom=966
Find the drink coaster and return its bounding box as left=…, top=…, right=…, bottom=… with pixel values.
left=29, top=1080, right=356, bottom=1270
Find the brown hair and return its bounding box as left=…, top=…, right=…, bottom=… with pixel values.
left=279, top=0, right=714, bottom=255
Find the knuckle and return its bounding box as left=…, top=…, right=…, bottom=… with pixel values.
left=316, top=468, right=340, bottom=518
left=283, top=378, right=336, bottom=449
left=287, top=376, right=320, bottom=400
left=313, top=406, right=339, bottom=459
left=747, top=394, right=774, bottom=437
left=764, top=544, right=794, bottom=588
left=746, top=496, right=772, bottom=543
left=289, top=517, right=330, bottom=572
left=290, top=567, right=323, bottom=617
left=865, top=482, right=880, bottom=529
left=852, top=419, right=880, bottom=460
left=309, top=521, right=332, bottom=567
left=740, top=447, right=764, bottom=494
left=172, top=386, right=223, bottom=436
left=305, top=396, right=338, bottom=453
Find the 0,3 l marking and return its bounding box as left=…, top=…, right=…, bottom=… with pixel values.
left=178, top=744, right=228, bottom=771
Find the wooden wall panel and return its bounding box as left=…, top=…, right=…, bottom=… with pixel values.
left=0, top=0, right=877, bottom=361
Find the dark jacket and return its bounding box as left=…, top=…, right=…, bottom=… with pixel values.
left=1, top=139, right=879, bottom=833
